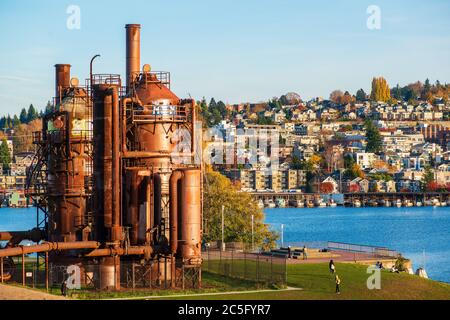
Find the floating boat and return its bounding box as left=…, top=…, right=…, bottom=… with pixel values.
left=440, top=202, right=447, bottom=207
left=257, top=200, right=264, bottom=209
left=275, top=198, right=286, bottom=208
left=328, top=200, right=337, bottom=207
left=296, top=200, right=305, bottom=208
left=306, top=201, right=315, bottom=208
left=395, top=199, right=402, bottom=208
left=353, top=200, right=361, bottom=208
left=416, top=201, right=423, bottom=207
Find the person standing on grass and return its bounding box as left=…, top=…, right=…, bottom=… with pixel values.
left=335, top=274, right=341, bottom=294
left=329, top=259, right=336, bottom=274
left=303, top=245, right=308, bottom=260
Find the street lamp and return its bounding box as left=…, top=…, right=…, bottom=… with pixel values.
left=281, top=224, right=284, bottom=247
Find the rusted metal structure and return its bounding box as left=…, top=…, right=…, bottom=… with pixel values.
left=0, top=24, right=202, bottom=290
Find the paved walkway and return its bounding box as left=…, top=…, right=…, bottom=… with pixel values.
left=0, top=283, right=66, bottom=300
left=108, top=287, right=302, bottom=300
left=286, top=250, right=396, bottom=265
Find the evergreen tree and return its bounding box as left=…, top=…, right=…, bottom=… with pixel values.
left=27, top=104, right=38, bottom=122
left=365, top=119, right=382, bottom=153
left=13, top=115, right=20, bottom=127
left=19, top=108, right=28, bottom=123
left=356, top=89, right=367, bottom=102
left=0, top=138, right=11, bottom=171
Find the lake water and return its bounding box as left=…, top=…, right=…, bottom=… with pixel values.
left=265, top=206, right=450, bottom=283
left=1, top=206, right=450, bottom=283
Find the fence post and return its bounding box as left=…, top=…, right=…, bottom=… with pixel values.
left=1, top=257, right=3, bottom=284
left=22, top=253, right=25, bottom=286
left=231, top=248, right=234, bottom=276
left=244, top=251, right=247, bottom=279
left=45, top=252, right=49, bottom=292
left=256, top=253, right=260, bottom=284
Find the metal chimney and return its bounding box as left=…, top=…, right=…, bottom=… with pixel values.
left=125, top=24, right=141, bottom=91
left=54, top=64, right=71, bottom=105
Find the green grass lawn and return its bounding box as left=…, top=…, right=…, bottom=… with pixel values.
left=163, top=263, right=450, bottom=300
left=14, top=262, right=450, bottom=300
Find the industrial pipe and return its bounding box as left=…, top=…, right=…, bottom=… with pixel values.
left=169, top=171, right=183, bottom=254
left=0, top=228, right=43, bottom=244
left=111, top=86, right=121, bottom=241
left=125, top=24, right=141, bottom=91
left=0, top=241, right=100, bottom=258
left=122, top=151, right=193, bottom=159
left=84, top=245, right=152, bottom=258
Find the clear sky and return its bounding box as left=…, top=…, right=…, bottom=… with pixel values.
left=0, top=0, right=449, bottom=114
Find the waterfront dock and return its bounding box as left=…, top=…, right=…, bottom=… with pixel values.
left=251, top=191, right=450, bottom=208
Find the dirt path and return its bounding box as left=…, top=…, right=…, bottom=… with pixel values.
left=0, top=284, right=66, bottom=300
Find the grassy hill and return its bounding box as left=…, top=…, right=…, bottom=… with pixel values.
left=166, top=263, right=450, bottom=300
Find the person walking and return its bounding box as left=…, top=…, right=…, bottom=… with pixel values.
left=329, top=259, right=336, bottom=275
left=302, top=245, right=308, bottom=260
left=335, top=274, right=341, bottom=294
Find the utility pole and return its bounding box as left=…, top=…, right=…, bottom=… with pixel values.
left=221, top=205, right=225, bottom=251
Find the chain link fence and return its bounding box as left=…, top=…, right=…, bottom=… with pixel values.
left=202, top=246, right=287, bottom=287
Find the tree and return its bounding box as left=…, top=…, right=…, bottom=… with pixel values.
left=365, top=120, right=382, bottom=153
left=319, top=182, right=335, bottom=194
left=370, top=77, right=391, bottom=102
left=27, top=104, right=38, bottom=122
left=329, top=90, right=344, bottom=103
left=421, top=166, right=435, bottom=192
left=203, top=169, right=278, bottom=250
left=0, top=138, right=11, bottom=171
left=19, top=108, right=28, bottom=124
left=356, top=89, right=367, bottom=102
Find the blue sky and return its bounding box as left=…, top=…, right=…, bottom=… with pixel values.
left=0, top=0, right=449, bottom=114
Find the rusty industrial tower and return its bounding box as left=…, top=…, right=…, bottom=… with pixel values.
left=0, top=24, right=202, bottom=290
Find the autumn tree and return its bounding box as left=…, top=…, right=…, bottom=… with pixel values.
left=320, top=182, right=335, bottom=194
left=421, top=166, right=435, bottom=192
left=329, top=90, right=344, bottom=103
left=203, top=169, right=278, bottom=250
left=370, top=77, right=391, bottom=102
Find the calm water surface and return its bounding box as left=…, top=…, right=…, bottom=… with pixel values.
left=1, top=207, right=450, bottom=283
left=265, top=206, right=450, bottom=283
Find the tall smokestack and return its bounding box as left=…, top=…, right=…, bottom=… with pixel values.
left=54, top=64, right=71, bottom=105
left=125, top=24, right=141, bottom=91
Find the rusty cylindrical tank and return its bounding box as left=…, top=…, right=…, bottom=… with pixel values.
left=180, top=169, right=202, bottom=264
